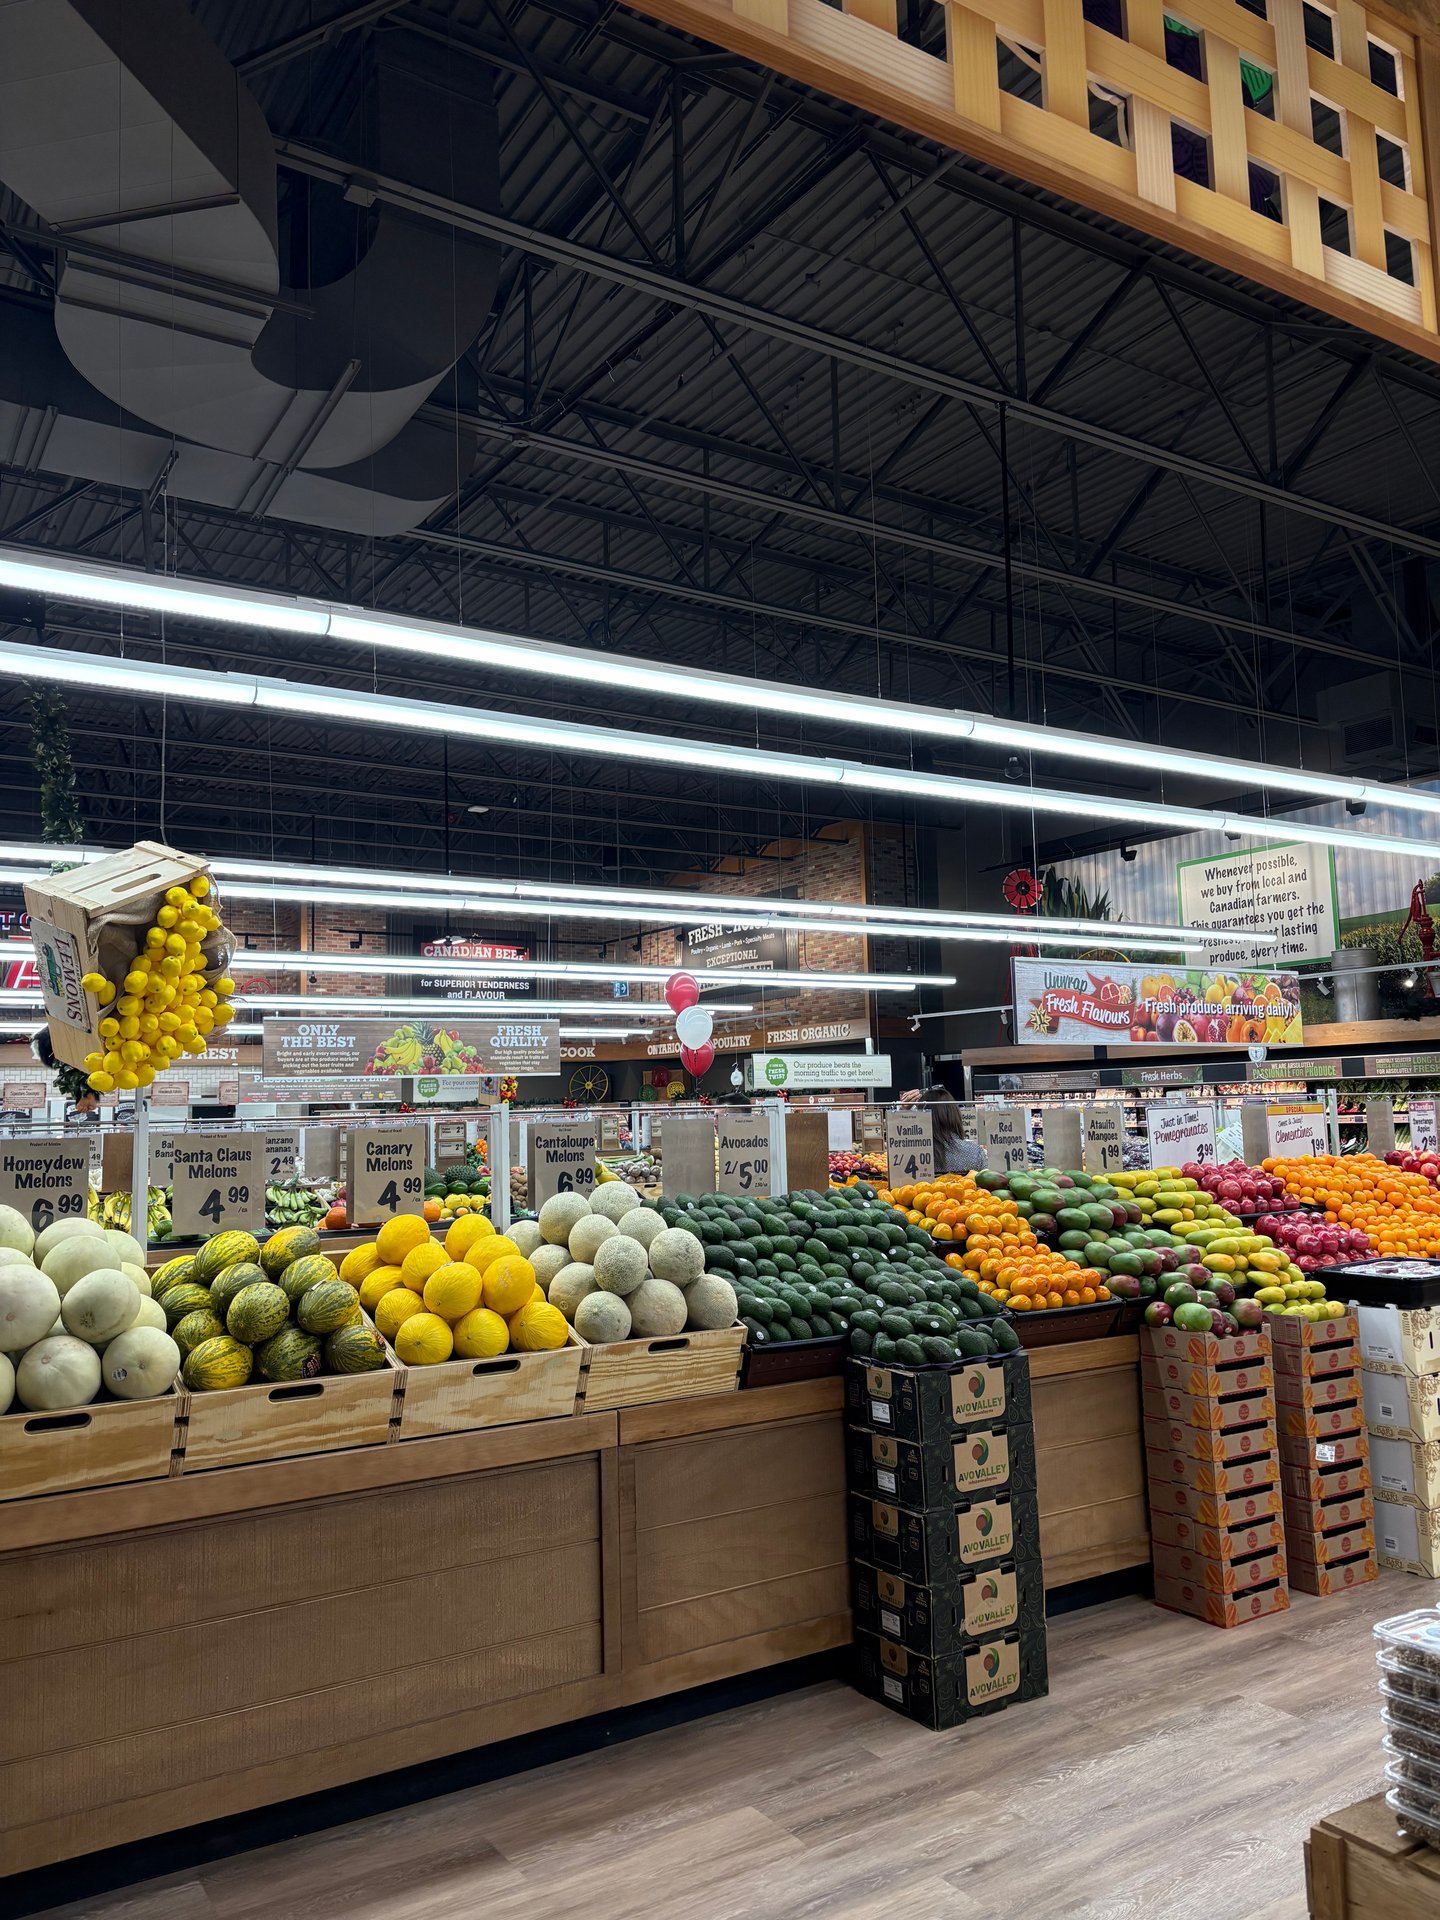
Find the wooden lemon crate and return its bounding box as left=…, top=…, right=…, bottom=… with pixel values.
left=1306, top=1791, right=1440, bottom=1919
left=392, top=1328, right=585, bottom=1440
left=0, top=1390, right=182, bottom=1502
left=24, top=840, right=210, bottom=1070
left=176, top=1357, right=401, bottom=1473
left=575, top=1321, right=746, bottom=1411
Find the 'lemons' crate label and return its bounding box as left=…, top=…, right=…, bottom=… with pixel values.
left=347, top=1124, right=427, bottom=1224
left=0, top=1138, right=91, bottom=1234
left=171, top=1133, right=264, bottom=1237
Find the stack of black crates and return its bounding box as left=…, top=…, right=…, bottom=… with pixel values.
left=843, top=1351, right=1049, bottom=1728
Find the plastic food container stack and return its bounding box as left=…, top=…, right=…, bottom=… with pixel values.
left=1375, top=1608, right=1440, bottom=1845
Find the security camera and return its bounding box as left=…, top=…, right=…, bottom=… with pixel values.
left=1004, top=754, right=1027, bottom=782
left=1120, top=844, right=1137, bottom=863
left=1346, top=799, right=1366, bottom=816
left=909, top=1015, right=922, bottom=1033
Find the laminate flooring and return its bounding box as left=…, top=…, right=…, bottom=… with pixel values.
left=27, top=1571, right=1432, bottom=1920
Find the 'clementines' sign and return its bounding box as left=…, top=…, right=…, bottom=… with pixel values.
left=1011, top=961, right=1302, bottom=1048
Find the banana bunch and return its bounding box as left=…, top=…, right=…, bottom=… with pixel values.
left=95, top=1186, right=173, bottom=1240
left=266, top=1179, right=330, bottom=1228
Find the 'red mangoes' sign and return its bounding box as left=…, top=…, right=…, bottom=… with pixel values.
left=1011, top=960, right=1302, bottom=1047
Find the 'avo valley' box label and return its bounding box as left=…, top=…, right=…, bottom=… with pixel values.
left=955, top=1496, right=1014, bottom=1564
left=960, top=1565, right=1018, bottom=1637
left=950, top=1361, right=1009, bottom=1426
left=953, top=1428, right=1011, bottom=1494
left=965, top=1637, right=1021, bottom=1706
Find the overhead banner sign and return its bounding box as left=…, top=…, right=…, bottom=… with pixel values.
left=263, top=1017, right=560, bottom=1080
left=677, top=921, right=797, bottom=976
left=1011, top=959, right=1303, bottom=1048
left=1177, top=843, right=1339, bottom=968
left=746, top=1052, right=892, bottom=1091
left=408, top=934, right=535, bottom=1003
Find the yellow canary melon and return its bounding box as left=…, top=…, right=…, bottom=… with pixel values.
left=483, top=1255, right=536, bottom=1317
left=423, top=1262, right=484, bottom=1323
left=467, top=1234, right=521, bottom=1274
left=445, top=1213, right=495, bottom=1260
left=339, top=1242, right=382, bottom=1287
left=401, top=1241, right=450, bottom=1292
left=359, top=1264, right=406, bottom=1314
left=374, top=1287, right=427, bottom=1341
left=508, top=1299, right=568, bottom=1351
left=453, top=1306, right=509, bottom=1359
left=376, top=1215, right=430, bottom=1266
left=395, top=1311, right=453, bottom=1366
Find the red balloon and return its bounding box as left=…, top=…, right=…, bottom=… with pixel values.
left=679, top=1041, right=715, bottom=1077
left=665, top=971, right=700, bottom=1014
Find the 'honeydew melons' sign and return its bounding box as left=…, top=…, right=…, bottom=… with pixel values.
left=0, top=1138, right=90, bottom=1233
left=262, top=1016, right=560, bottom=1080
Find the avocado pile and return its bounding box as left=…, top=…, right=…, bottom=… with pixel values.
left=658, top=1184, right=1018, bottom=1364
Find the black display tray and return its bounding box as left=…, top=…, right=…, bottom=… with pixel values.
left=1315, top=1258, right=1440, bottom=1308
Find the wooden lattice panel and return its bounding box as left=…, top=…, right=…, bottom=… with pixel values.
left=643, top=0, right=1440, bottom=349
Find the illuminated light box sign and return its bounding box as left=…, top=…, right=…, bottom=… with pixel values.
left=1177, top=843, right=1339, bottom=968
left=746, top=1052, right=892, bottom=1091
left=263, top=1016, right=560, bottom=1079
left=1011, top=960, right=1302, bottom=1048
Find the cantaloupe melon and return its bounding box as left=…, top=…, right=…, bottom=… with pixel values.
left=0, top=1204, right=34, bottom=1256
left=538, top=1193, right=590, bottom=1245
left=0, top=1349, right=12, bottom=1413
left=34, top=1217, right=107, bottom=1264
left=16, top=1334, right=101, bottom=1410
left=507, top=1219, right=544, bottom=1258
left=42, top=1233, right=117, bottom=1298
left=627, top=1277, right=687, bottom=1337
left=61, top=1269, right=140, bottom=1346
left=102, top=1327, right=180, bottom=1400
left=574, top=1291, right=631, bottom=1344
left=618, top=1207, right=664, bottom=1250
left=590, top=1182, right=642, bottom=1222
left=548, top=1263, right=598, bottom=1321
left=0, top=1266, right=61, bottom=1351
left=568, top=1213, right=617, bottom=1264
left=648, top=1228, right=705, bottom=1287
left=530, top=1244, right=572, bottom=1292
left=593, top=1236, right=648, bottom=1297
left=683, top=1274, right=738, bottom=1331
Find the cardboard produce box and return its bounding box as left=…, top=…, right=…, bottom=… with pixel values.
left=1281, top=1485, right=1373, bottom=1535
left=848, top=1487, right=1040, bottom=1590
left=1150, top=1508, right=1285, bottom=1560
left=1357, top=1303, right=1440, bottom=1379
left=1274, top=1368, right=1361, bottom=1411
left=1144, top=1414, right=1276, bottom=1464
left=1146, top=1447, right=1279, bottom=1497
left=1142, top=1382, right=1276, bottom=1433
left=1147, top=1477, right=1282, bottom=1530
left=1273, top=1340, right=1359, bottom=1380
left=845, top=1419, right=1037, bottom=1508
left=845, top=1353, right=1031, bottom=1443
left=1144, top=1325, right=1269, bottom=1366
left=1140, top=1353, right=1273, bottom=1400
left=850, top=1555, right=1044, bottom=1658
left=1277, top=1426, right=1367, bottom=1469
left=853, top=1623, right=1048, bottom=1730
left=1363, top=1367, right=1440, bottom=1445
left=1280, top=1458, right=1371, bottom=1505
left=1368, top=1435, right=1440, bottom=1509
left=1154, top=1573, right=1290, bottom=1628
left=1150, top=1542, right=1286, bottom=1594
left=1285, top=1518, right=1376, bottom=1568
left=1288, top=1554, right=1378, bottom=1596
left=1375, top=1496, right=1440, bottom=1577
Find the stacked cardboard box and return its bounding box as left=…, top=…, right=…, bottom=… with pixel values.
left=843, top=1354, right=1048, bottom=1729
left=1358, top=1304, right=1440, bottom=1577
left=1142, top=1323, right=1289, bottom=1626
left=1271, top=1312, right=1377, bottom=1595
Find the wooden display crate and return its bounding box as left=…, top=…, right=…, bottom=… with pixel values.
left=177, top=1365, right=400, bottom=1473
left=394, top=1330, right=585, bottom=1440
left=0, top=1391, right=181, bottom=1502
left=24, top=840, right=210, bottom=1070
left=1307, top=1792, right=1440, bottom=1918
left=575, top=1322, right=745, bottom=1411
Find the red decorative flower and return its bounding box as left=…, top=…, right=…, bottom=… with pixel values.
left=1003, top=868, right=1040, bottom=912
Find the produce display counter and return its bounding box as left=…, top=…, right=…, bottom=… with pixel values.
left=0, top=1336, right=1146, bottom=1878
left=1306, top=1793, right=1440, bottom=1918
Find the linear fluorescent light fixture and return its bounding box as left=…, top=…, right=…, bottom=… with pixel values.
left=0, top=846, right=1276, bottom=950
left=5, top=543, right=1440, bottom=821
left=3, top=638, right=1439, bottom=864
left=219, top=951, right=944, bottom=991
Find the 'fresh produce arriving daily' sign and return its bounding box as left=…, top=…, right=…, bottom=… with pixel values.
left=263, top=1016, right=560, bottom=1079
left=1011, top=960, right=1302, bottom=1047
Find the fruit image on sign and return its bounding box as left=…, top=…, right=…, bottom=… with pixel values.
left=983, top=1648, right=1001, bottom=1678
left=972, top=1439, right=989, bottom=1465
left=365, top=1022, right=485, bottom=1076
left=1012, top=959, right=1302, bottom=1047
left=980, top=1577, right=998, bottom=1601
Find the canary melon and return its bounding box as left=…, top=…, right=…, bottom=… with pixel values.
left=508, top=1299, right=568, bottom=1351
left=394, top=1311, right=453, bottom=1366
left=338, top=1242, right=382, bottom=1286
left=452, top=1306, right=509, bottom=1358
left=376, top=1215, right=430, bottom=1265
left=359, top=1264, right=405, bottom=1314
left=375, top=1287, right=426, bottom=1342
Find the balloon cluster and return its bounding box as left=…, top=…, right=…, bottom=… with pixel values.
left=78, top=876, right=236, bottom=1091
left=665, top=971, right=714, bottom=1077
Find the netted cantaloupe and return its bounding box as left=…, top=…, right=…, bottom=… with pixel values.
left=574, top=1291, right=631, bottom=1344
left=593, top=1236, right=648, bottom=1298
left=507, top=1219, right=543, bottom=1258
left=590, top=1182, right=642, bottom=1222
left=648, top=1228, right=705, bottom=1287
left=568, top=1213, right=616, bottom=1265
left=530, top=1244, right=572, bottom=1292
left=548, top=1263, right=597, bottom=1321
left=538, top=1193, right=589, bottom=1245
left=627, top=1277, right=687, bottom=1337
left=683, top=1274, right=738, bottom=1331
left=618, top=1207, right=665, bottom=1250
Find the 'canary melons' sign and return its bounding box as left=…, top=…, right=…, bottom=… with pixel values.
left=1011, top=961, right=1302, bottom=1048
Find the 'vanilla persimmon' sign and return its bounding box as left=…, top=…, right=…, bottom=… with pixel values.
left=1010, top=961, right=1302, bottom=1049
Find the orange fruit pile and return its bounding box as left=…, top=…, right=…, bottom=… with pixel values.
left=1264, top=1153, right=1440, bottom=1256
left=880, top=1174, right=1111, bottom=1311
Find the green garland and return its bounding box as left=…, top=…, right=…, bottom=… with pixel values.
left=29, top=685, right=85, bottom=845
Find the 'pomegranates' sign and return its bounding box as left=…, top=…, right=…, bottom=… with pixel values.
left=1011, top=961, right=1302, bottom=1048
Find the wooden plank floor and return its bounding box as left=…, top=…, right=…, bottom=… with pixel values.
left=25, top=1570, right=1431, bottom=1920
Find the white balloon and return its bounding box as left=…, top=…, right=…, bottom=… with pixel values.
left=674, top=1005, right=713, bottom=1048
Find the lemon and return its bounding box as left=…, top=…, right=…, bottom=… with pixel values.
left=423, top=1262, right=484, bottom=1322
left=395, top=1311, right=454, bottom=1366
left=358, top=1264, right=406, bottom=1313
left=453, top=1306, right=510, bottom=1359
left=376, top=1214, right=430, bottom=1266
left=483, top=1255, right=536, bottom=1317
left=446, top=1214, right=495, bottom=1260
left=374, top=1286, right=427, bottom=1340
left=401, top=1241, right=450, bottom=1291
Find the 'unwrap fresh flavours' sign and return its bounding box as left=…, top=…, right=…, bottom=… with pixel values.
left=1012, top=960, right=1302, bottom=1048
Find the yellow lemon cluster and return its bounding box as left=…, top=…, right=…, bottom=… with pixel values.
left=79, top=874, right=236, bottom=1092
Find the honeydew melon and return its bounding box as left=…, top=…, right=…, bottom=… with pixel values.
left=61, top=1269, right=140, bottom=1346
left=0, top=1266, right=61, bottom=1351
left=104, top=1229, right=146, bottom=1268
left=0, top=1204, right=33, bottom=1256
left=34, top=1217, right=107, bottom=1264
left=42, top=1233, right=116, bottom=1298
left=101, top=1326, right=180, bottom=1400
left=0, top=1350, right=12, bottom=1413
left=128, top=1294, right=169, bottom=1333
left=16, top=1333, right=101, bottom=1410
left=121, top=1262, right=153, bottom=1296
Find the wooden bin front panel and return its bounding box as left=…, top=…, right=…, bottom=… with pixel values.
left=0, top=1394, right=180, bottom=1504
left=177, top=1368, right=399, bottom=1474
left=619, top=1398, right=849, bottom=1669
left=0, top=1454, right=609, bottom=1874
left=1031, top=1337, right=1150, bottom=1587
left=395, top=1334, right=585, bottom=1439
left=579, top=1324, right=746, bottom=1411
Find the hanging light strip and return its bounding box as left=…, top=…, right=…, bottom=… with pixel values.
left=2, top=544, right=1438, bottom=819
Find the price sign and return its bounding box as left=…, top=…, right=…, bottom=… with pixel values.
left=1265, top=1102, right=1328, bottom=1159
left=884, top=1111, right=935, bottom=1186
left=528, top=1120, right=599, bottom=1207
left=1410, top=1097, right=1439, bottom=1156
left=262, top=1128, right=300, bottom=1182
left=1041, top=1106, right=1082, bottom=1168
left=661, top=1114, right=717, bottom=1197
left=434, top=1118, right=468, bottom=1166
left=346, top=1125, right=428, bottom=1225
left=977, top=1106, right=1031, bottom=1174
left=170, top=1132, right=264, bottom=1238
left=149, top=1133, right=180, bottom=1186
left=1365, top=1097, right=1396, bottom=1157
left=716, top=1113, right=772, bottom=1196
left=302, top=1128, right=340, bottom=1180
left=0, top=1139, right=91, bottom=1235
left=1146, top=1103, right=1218, bottom=1168
left=1083, top=1104, right=1125, bottom=1175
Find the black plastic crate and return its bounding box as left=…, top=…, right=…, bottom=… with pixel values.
left=852, top=1622, right=1049, bottom=1729
left=851, top=1554, right=1045, bottom=1656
